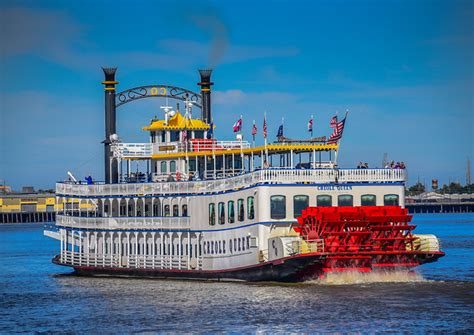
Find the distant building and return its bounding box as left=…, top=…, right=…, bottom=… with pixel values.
left=0, top=191, right=92, bottom=213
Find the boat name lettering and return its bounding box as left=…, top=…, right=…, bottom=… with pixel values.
left=159, top=145, right=176, bottom=151
left=317, top=185, right=352, bottom=191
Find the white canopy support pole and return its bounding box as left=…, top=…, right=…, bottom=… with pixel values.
left=222, top=154, right=225, bottom=178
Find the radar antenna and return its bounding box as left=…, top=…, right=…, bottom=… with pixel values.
left=160, top=97, right=175, bottom=125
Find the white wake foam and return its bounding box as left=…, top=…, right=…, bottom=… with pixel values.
left=308, top=270, right=426, bottom=285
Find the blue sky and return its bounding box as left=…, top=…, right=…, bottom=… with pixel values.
left=1, top=0, right=473, bottom=190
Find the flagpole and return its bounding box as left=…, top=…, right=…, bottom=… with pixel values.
left=264, top=112, right=268, bottom=164
left=334, top=110, right=348, bottom=167
left=240, top=114, right=243, bottom=136
left=252, top=120, right=256, bottom=147
left=311, top=114, right=314, bottom=138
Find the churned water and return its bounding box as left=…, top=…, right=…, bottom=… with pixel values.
left=1, top=214, right=473, bottom=333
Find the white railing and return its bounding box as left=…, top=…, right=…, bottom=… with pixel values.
left=180, top=140, right=250, bottom=151
left=113, top=141, right=252, bottom=158
left=59, top=251, right=202, bottom=270
left=112, top=143, right=153, bottom=158
left=56, top=215, right=190, bottom=230
left=56, top=168, right=406, bottom=197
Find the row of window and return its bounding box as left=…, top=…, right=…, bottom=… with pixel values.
left=204, top=236, right=251, bottom=255
left=159, top=161, right=177, bottom=174
left=209, top=197, right=255, bottom=226
left=271, top=194, right=400, bottom=219
left=117, top=204, right=188, bottom=217
left=151, top=130, right=205, bottom=143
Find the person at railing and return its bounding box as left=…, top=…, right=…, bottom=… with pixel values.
left=188, top=171, right=194, bottom=181
left=263, top=160, right=270, bottom=169
left=394, top=162, right=406, bottom=169
left=166, top=174, right=175, bottom=182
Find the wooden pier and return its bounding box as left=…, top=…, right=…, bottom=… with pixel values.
left=0, top=211, right=56, bottom=223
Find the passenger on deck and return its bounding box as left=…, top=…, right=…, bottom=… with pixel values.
left=166, top=174, right=174, bottom=182
left=188, top=171, right=194, bottom=181
left=263, top=160, right=270, bottom=169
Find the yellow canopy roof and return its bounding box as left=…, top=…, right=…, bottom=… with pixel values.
left=143, top=112, right=210, bottom=131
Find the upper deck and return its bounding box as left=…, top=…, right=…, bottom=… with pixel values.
left=57, top=168, right=406, bottom=197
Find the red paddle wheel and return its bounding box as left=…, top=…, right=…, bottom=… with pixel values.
left=295, top=206, right=420, bottom=274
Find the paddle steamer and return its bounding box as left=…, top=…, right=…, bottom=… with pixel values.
left=44, top=68, right=444, bottom=281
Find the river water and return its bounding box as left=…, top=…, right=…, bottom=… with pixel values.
left=1, top=214, right=473, bottom=333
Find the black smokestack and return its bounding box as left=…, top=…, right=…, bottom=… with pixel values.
left=198, top=69, right=213, bottom=124
left=102, top=67, right=118, bottom=184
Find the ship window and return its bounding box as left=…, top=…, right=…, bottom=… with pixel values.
left=234, top=238, right=237, bottom=252
left=338, top=195, right=353, bottom=207
left=384, top=194, right=399, bottom=206
left=170, top=131, right=179, bottom=142
left=161, top=131, right=166, bottom=142
left=317, top=195, right=332, bottom=207
left=182, top=204, right=188, bottom=216
left=238, top=238, right=241, bottom=251
left=223, top=240, right=226, bottom=254
left=228, top=200, right=235, bottom=223
left=247, top=196, right=255, bottom=220
left=164, top=205, right=170, bottom=216
left=229, top=239, right=233, bottom=253
left=247, top=236, right=250, bottom=249
left=189, top=159, right=196, bottom=172
left=173, top=204, right=179, bottom=217
left=270, top=195, right=286, bottom=219
left=161, top=161, right=167, bottom=174
left=209, top=203, right=215, bottom=226
left=237, top=199, right=245, bottom=221
left=241, top=238, right=245, bottom=251
left=361, top=194, right=376, bottom=206
left=170, top=161, right=176, bottom=173
left=194, top=130, right=204, bottom=139
left=238, top=198, right=244, bottom=222
left=293, top=195, right=309, bottom=218
left=218, top=202, right=225, bottom=225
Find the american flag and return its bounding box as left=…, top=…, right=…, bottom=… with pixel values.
left=263, top=115, right=267, bottom=138
left=233, top=117, right=242, bottom=132
left=307, top=117, right=313, bottom=132
left=327, top=117, right=346, bottom=144
left=330, top=115, right=338, bottom=129
left=251, top=121, right=257, bottom=136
